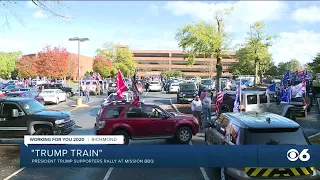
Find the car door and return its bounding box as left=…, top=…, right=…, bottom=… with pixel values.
left=144, top=106, right=175, bottom=137
left=207, top=115, right=230, bottom=144
left=258, top=94, right=269, bottom=112
left=123, top=106, right=152, bottom=137
left=245, top=94, right=260, bottom=112
left=0, top=102, right=27, bottom=138
left=58, top=90, right=65, bottom=101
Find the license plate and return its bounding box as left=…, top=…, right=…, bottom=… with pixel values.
left=187, top=98, right=193, bottom=101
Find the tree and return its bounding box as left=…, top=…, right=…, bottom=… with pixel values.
left=278, top=58, right=302, bottom=76
left=36, top=45, right=70, bottom=78
left=239, top=21, right=277, bottom=85
left=307, top=53, right=320, bottom=78
left=95, top=42, right=137, bottom=77
left=161, top=70, right=185, bottom=78
left=0, top=51, right=22, bottom=78
left=92, top=55, right=114, bottom=78
left=175, top=7, right=233, bottom=90
left=2, top=1, right=71, bottom=29
left=16, top=55, right=38, bottom=78
left=229, top=47, right=255, bottom=75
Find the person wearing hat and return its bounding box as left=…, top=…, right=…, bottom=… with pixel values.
left=191, top=95, right=203, bottom=128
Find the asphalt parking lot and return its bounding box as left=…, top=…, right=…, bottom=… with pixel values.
left=0, top=91, right=220, bottom=180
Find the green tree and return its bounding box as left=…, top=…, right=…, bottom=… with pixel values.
left=278, top=58, right=302, bottom=76
left=0, top=51, right=22, bottom=78
left=175, top=7, right=233, bottom=90
left=307, top=53, right=320, bottom=78
left=95, top=42, right=136, bottom=77
left=229, top=47, right=255, bottom=75
left=161, top=70, right=185, bottom=78
left=84, top=71, right=90, bottom=77
left=238, top=21, right=277, bottom=85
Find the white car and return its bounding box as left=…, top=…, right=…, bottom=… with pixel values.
left=168, top=83, right=180, bottom=93
left=39, top=89, right=67, bottom=104
left=103, top=92, right=132, bottom=105
left=148, top=81, right=162, bottom=92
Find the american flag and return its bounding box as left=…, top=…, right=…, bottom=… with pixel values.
left=215, top=83, right=223, bottom=116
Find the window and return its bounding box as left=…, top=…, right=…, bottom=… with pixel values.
left=214, top=115, right=230, bottom=136
left=2, top=103, right=21, bottom=118
left=244, top=128, right=308, bottom=145
left=144, top=107, right=166, bottom=118
left=259, top=94, right=267, bottom=104
left=104, top=107, right=123, bottom=118
left=247, top=95, right=257, bottom=104
left=125, top=107, right=143, bottom=118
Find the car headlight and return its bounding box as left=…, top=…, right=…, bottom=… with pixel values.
left=55, top=119, right=65, bottom=125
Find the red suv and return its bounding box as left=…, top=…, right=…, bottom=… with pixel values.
left=95, top=102, right=199, bottom=144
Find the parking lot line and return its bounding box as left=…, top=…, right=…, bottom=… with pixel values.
left=103, top=167, right=114, bottom=180
left=3, top=167, right=26, bottom=180
left=189, top=141, right=210, bottom=180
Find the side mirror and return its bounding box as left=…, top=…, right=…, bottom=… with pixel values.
left=12, top=109, right=19, bottom=117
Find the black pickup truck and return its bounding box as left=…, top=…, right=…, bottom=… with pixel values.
left=42, top=83, right=75, bottom=97
left=0, top=97, right=75, bottom=138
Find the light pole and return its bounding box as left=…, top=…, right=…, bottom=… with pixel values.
left=68, top=37, right=89, bottom=99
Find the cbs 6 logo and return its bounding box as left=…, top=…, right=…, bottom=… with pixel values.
left=287, top=149, right=310, bottom=162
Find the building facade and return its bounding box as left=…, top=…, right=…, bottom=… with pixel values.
left=132, top=50, right=238, bottom=78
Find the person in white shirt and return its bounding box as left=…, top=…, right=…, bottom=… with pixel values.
left=191, top=96, right=203, bottom=128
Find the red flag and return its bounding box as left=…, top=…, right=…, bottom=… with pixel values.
left=116, top=70, right=127, bottom=99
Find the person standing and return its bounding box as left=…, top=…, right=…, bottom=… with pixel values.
left=85, top=85, right=90, bottom=102
left=202, top=90, right=212, bottom=122
left=145, top=81, right=150, bottom=92
left=191, top=96, right=203, bottom=128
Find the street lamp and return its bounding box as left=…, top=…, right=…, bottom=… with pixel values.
left=68, top=37, right=89, bottom=98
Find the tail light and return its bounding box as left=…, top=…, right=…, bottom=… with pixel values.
left=303, top=99, right=307, bottom=105
left=18, top=94, right=22, bottom=97
left=96, top=120, right=106, bottom=130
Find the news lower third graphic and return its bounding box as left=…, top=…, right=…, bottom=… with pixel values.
left=20, top=136, right=320, bottom=168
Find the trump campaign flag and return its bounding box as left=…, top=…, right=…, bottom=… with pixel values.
left=116, top=70, right=127, bottom=99
left=131, top=71, right=140, bottom=106
left=291, top=81, right=306, bottom=98
left=233, top=81, right=241, bottom=112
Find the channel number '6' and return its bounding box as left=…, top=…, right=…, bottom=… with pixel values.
left=287, top=149, right=310, bottom=162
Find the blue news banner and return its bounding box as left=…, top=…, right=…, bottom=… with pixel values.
left=20, top=145, right=320, bottom=168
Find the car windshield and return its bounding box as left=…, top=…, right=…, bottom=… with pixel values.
left=20, top=99, right=47, bottom=114
left=180, top=84, right=196, bottom=90
left=171, top=84, right=179, bottom=86
left=4, top=86, right=15, bottom=89
left=201, top=80, right=212, bottom=85
left=244, top=128, right=309, bottom=145
left=85, top=82, right=91, bottom=85
left=150, top=82, right=159, bottom=84
left=6, top=93, right=22, bottom=97
left=109, top=83, right=116, bottom=87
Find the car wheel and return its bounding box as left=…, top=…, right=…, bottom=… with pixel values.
left=175, top=126, right=192, bottom=144
left=66, top=92, right=71, bottom=98
left=220, top=104, right=231, bottom=113
left=34, top=127, right=53, bottom=135
left=112, top=130, right=130, bottom=145
left=286, top=109, right=296, bottom=121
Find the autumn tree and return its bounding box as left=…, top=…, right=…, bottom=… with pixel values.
left=92, top=55, right=114, bottom=78
left=36, top=45, right=70, bottom=78
left=175, top=7, right=233, bottom=90
left=95, top=42, right=136, bottom=77
left=16, top=55, right=38, bottom=78
left=0, top=51, right=22, bottom=78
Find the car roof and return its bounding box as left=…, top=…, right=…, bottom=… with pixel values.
left=223, top=90, right=275, bottom=95
left=0, top=97, right=32, bottom=103
left=223, top=112, right=300, bottom=129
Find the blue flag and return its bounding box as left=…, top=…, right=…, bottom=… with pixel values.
left=280, top=86, right=291, bottom=102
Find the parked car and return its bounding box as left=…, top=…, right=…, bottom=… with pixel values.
left=42, top=83, right=75, bottom=97
left=149, top=81, right=162, bottom=92
left=83, top=80, right=102, bottom=96
left=201, top=79, right=215, bottom=90
left=0, top=98, right=75, bottom=138
left=177, top=83, right=198, bottom=104
left=39, top=89, right=67, bottom=104
left=168, top=83, right=180, bottom=94
left=95, top=102, right=199, bottom=144
left=219, top=91, right=296, bottom=121
left=6, top=91, right=45, bottom=105
left=205, top=112, right=319, bottom=179
left=290, top=80, right=313, bottom=117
